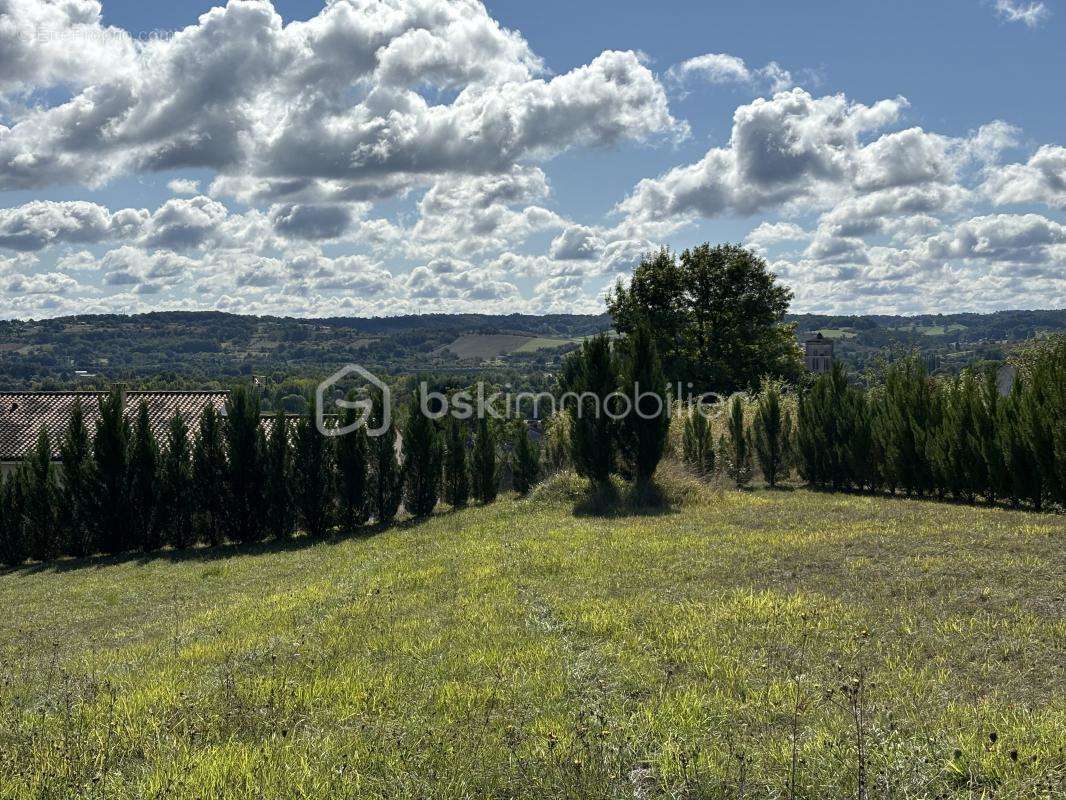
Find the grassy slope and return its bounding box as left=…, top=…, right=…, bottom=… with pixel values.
left=0, top=488, right=1063, bottom=799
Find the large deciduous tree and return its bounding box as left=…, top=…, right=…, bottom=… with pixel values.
left=608, top=243, right=801, bottom=394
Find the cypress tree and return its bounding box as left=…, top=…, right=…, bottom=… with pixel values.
left=368, top=390, right=402, bottom=525
left=470, top=415, right=499, bottom=504
left=752, top=379, right=790, bottom=488
left=91, top=387, right=130, bottom=554
left=264, top=410, right=296, bottom=540
left=843, top=389, right=876, bottom=491
left=976, top=368, right=1005, bottom=504
left=681, top=404, right=716, bottom=477
left=292, top=395, right=334, bottom=538
left=724, top=396, right=753, bottom=487
left=797, top=363, right=863, bottom=490
left=159, top=412, right=195, bottom=549
left=58, top=400, right=94, bottom=557
left=192, top=404, right=227, bottom=546
left=402, top=399, right=442, bottom=518
left=872, top=355, right=936, bottom=497
left=943, top=371, right=985, bottom=503
left=24, top=428, right=58, bottom=562
left=224, top=386, right=267, bottom=543
left=997, top=378, right=1035, bottom=508
left=616, top=322, right=670, bottom=495
left=1017, top=380, right=1051, bottom=512
left=566, top=334, right=616, bottom=487
left=511, top=421, right=540, bottom=496
left=443, top=418, right=470, bottom=508
left=1020, top=342, right=1065, bottom=509
left=128, top=400, right=161, bottom=551
left=335, top=396, right=369, bottom=532
left=0, top=470, right=26, bottom=567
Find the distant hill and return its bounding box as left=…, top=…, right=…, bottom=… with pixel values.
left=0, top=308, right=1062, bottom=389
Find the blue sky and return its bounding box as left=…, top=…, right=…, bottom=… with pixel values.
left=0, top=0, right=1063, bottom=318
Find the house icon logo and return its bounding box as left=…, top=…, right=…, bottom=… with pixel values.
left=316, top=364, right=391, bottom=438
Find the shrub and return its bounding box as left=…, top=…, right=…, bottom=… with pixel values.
left=539, top=412, right=572, bottom=475
left=681, top=404, right=715, bottom=478
left=723, top=396, right=753, bottom=487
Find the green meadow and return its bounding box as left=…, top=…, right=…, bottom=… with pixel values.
left=1, top=481, right=1062, bottom=799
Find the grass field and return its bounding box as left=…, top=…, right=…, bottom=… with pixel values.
left=442, top=334, right=578, bottom=361
left=0, top=483, right=1062, bottom=798
left=442, top=334, right=538, bottom=361
left=514, top=336, right=578, bottom=353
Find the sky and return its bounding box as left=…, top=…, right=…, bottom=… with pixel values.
left=0, top=0, right=1064, bottom=320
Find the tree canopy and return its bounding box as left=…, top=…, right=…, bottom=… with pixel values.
left=607, top=243, right=802, bottom=395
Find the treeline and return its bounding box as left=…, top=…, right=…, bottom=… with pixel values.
left=794, top=343, right=1065, bottom=510
left=0, top=388, right=541, bottom=567
left=670, top=337, right=1065, bottom=512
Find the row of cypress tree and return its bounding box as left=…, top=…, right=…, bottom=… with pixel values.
left=0, top=386, right=541, bottom=566
left=795, top=346, right=1065, bottom=510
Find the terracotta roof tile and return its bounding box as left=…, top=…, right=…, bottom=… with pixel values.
left=0, top=391, right=229, bottom=462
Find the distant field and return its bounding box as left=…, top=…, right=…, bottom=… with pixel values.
left=889, top=324, right=970, bottom=336
left=812, top=328, right=858, bottom=340
left=1, top=485, right=1061, bottom=798
left=443, top=334, right=576, bottom=360
left=514, top=336, right=578, bottom=353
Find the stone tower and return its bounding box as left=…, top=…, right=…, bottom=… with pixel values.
left=805, top=332, right=834, bottom=374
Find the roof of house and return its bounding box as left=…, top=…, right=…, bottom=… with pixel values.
left=0, top=391, right=229, bottom=462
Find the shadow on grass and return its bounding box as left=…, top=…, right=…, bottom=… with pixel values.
left=2, top=509, right=445, bottom=578
left=767, top=482, right=1059, bottom=514
left=572, top=479, right=679, bottom=519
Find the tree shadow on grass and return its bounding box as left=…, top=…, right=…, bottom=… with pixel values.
left=572, top=479, right=680, bottom=519
left=2, top=509, right=446, bottom=577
